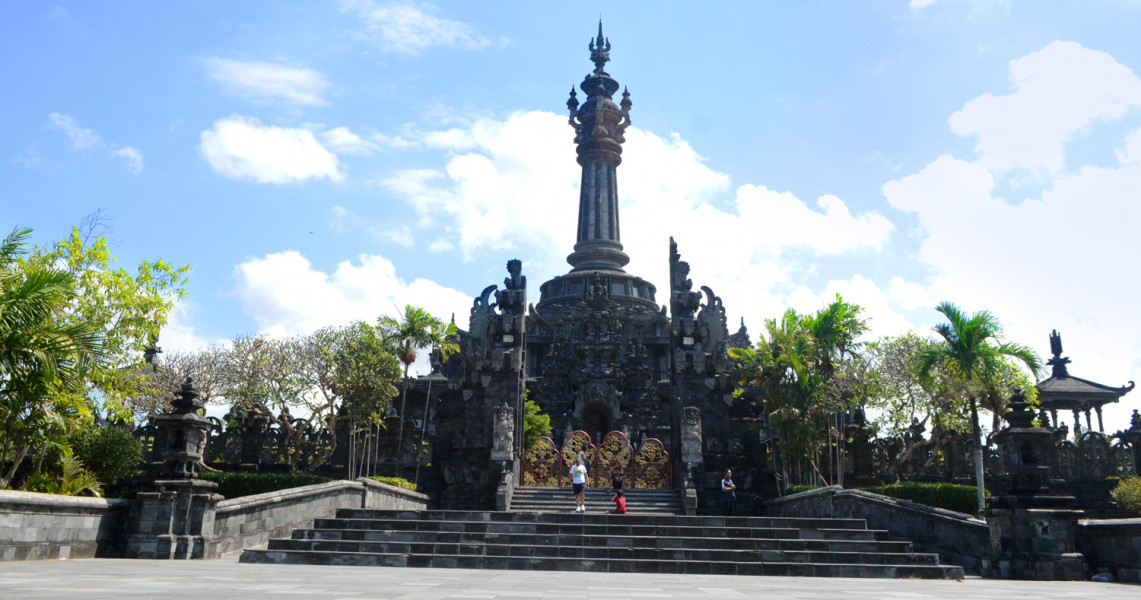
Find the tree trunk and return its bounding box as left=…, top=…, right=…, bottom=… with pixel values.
left=394, top=363, right=410, bottom=476
left=970, top=397, right=986, bottom=517
left=413, top=378, right=433, bottom=488
left=1, top=445, right=30, bottom=488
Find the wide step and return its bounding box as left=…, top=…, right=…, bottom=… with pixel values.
left=508, top=486, right=685, bottom=514
left=240, top=509, right=965, bottom=579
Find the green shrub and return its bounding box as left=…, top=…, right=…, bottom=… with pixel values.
left=366, top=476, right=418, bottom=492
left=523, top=398, right=551, bottom=450
left=70, top=427, right=143, bottom=490
left=862, top=482, right=986, bottom=515
left=199, top=472, right=331, bottom=499
left=21, top=455, right=104, bottom=497
left=1112, top=476, right=1141, bottom=515
left=785, top=484, right=820, bottom=495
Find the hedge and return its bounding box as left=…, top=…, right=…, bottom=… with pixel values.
left=365, top=476, right=418, bottom=492
left=1112, top=476, right=1141, bottom=515
left=199, top=472, right=331, bottom=499
left=861, top=482, right=985, bottom=515
left=785, top=484, right=820, bottom=495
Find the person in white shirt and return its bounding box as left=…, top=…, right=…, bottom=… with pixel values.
left=570, top=456, right=588, bottom=512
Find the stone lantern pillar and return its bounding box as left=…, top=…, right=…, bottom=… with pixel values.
left=984, top=391, right=1086, bottom=580
left=1123, top=409, right=1141, bottom=477
left=125, top=377, right=222, bottom=559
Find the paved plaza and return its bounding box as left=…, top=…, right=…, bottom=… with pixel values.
left=0, top=555, right=1136, bottom=600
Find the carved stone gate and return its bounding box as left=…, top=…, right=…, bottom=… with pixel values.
left=522, top=430, right=671, bottom=489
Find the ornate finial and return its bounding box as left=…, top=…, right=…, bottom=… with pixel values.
left=1046, top=329, right=1071, bottom=377
left=1049, top=329, right=1063, bottom=359
left=1002, top=389, right=1035, bottom=429
left=567, top=87, right=579, bottom=123
left=589, top=20, right=611, bottom=75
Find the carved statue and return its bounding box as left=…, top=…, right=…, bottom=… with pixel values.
left=681, top=406, right=703, bottom=465
left=504, top=259, right=526, bottom=291
left=490, top=403, right=514, bottom=461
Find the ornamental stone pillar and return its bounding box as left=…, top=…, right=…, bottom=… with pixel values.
left=984, top=391, right=1086, bottom=580
left=125, top=377, right=223, bottom=559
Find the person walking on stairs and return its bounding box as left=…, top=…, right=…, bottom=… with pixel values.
left=570, top=456, right=588, bottom=512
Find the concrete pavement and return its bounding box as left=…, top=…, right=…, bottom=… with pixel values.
left=0, top=555, right=1136, bottom=599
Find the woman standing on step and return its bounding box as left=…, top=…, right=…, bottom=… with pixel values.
left=570, top=456, right=588, bottom=512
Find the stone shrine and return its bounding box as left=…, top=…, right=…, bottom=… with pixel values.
left=430, top=24, right=755, bottom=512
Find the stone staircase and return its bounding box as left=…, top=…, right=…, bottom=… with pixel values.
left=507, top=486, right=684, bottom=514
left=240, top=508, right=966, bottom=578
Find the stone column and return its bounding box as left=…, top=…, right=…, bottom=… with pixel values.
left=125, top=377, right=223, bottom=559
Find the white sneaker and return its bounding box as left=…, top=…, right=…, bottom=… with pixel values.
left=576, top=506, right=583, bottom=512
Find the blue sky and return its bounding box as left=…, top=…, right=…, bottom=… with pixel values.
left=3, top=1, right=1140, bottom=431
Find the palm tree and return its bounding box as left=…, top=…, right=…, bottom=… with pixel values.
left=917, top=301, right=1042, bottom=516
left=0, top=228, right=106, bottom=488
left=378, top=305, right=446, bottom=475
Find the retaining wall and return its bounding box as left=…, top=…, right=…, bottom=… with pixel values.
left=1079, top=517, right=1141, bottom=583
left=765, top=485, right=990, bottom=574
left=2, top=478, right=428, bottom=560
left=0, top=490, right=128, bottom=560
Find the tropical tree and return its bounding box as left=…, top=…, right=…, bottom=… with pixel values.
left=730, top=295, right=868, bottom=487
left=378, top=305, right=447, bottom=471
left=333, top=321, right=403, bottom=478
left=19, top=217, right=189, bottom=420
left=0, top=228, right=108, bottom=488
left=916, top=301, right=1042, bottom=516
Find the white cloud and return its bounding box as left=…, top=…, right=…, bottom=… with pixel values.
left=199, top=116, right=344, bottom=184
left=112, top=146, right=144, bottom=174
left=159, top=301, right=230, bottom=354
left=949, top=41, right=1141, bottom=173
left=321, top=126, right=380, bottom=155
left=1116, top=127, right=1141, bottom=165
left=379, top=110, right=897, bottom=340
left=373, top=131, right=418, bottom=149
left=49, top=113, right=101, bottom=150
left=47, top=113, right=144, bottom=174
left=205, top=58, right=328, bottom=106
left=340, top=0, right=493, bottom=54
left=378, top=224, right=415, bottom=247
left=909, top=0, right=940, bottom=8
left=231, top=250, right=472, bottom=348
left=882, top=43, right=1141, bottom=433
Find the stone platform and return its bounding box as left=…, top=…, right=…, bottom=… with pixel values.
left=6, top=556, right=1141, bottom=600
left=240, top=508, right=966, bottom=578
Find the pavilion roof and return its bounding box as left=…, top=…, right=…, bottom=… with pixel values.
left=1034, top=329, right=1134, bottom=411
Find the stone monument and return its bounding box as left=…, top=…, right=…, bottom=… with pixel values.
left=125, top=377, right=222, bottom=559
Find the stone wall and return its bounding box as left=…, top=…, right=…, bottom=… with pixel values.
left=212, top=478, right=428, bottom=556
left=1079, top=517, right=1141, bottom=583
left=765, top=486, right=989, bottom=574
left=2, top=478, right=428, bottom=561
left=0, top=490, right=128, bottom=560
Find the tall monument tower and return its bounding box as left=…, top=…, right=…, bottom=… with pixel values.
left=565, top=22, right=632, bottom=273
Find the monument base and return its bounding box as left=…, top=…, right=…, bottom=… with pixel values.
left=125, top=479, right=222, bottom=559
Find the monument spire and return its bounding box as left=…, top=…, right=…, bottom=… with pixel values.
left=565, top=22, right=631, bottom=272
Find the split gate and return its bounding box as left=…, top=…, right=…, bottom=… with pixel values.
left=522, top=430, right=672, bottom=489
